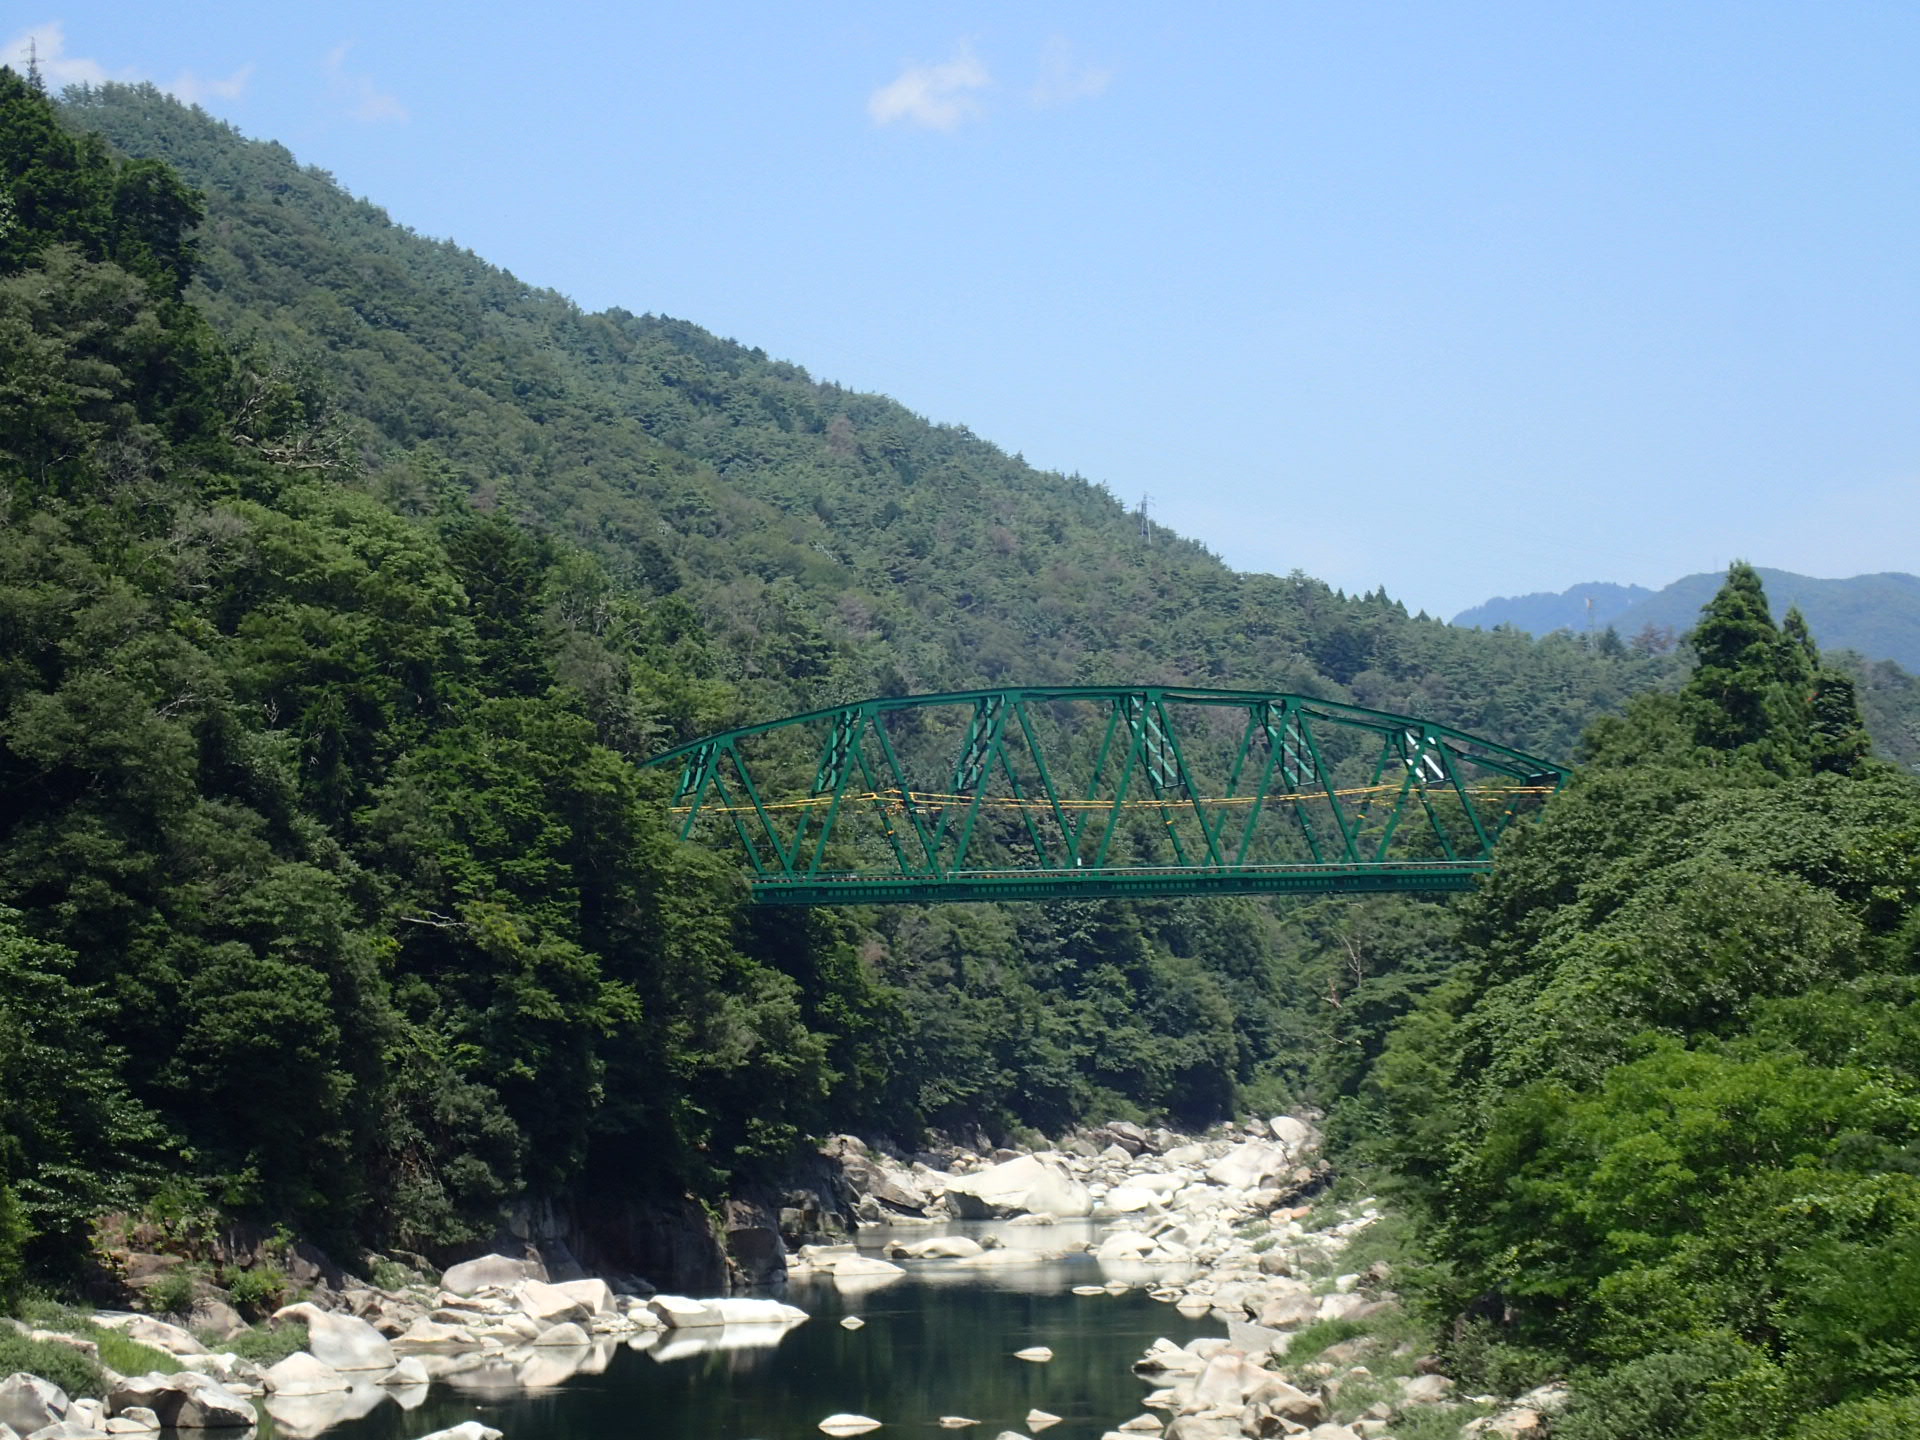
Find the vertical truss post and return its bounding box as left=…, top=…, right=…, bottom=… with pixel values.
left=1231, top=701, right=1289, bottom=864
left=672, top=743, right=718, bottom=842
left=1368, top=730, right=1424, bottom=863
left=872, top=720, right=942, bottom=876
left=1092, top=694, right=1150, bottom=869
left=947, top=695, right=1009, bottom=870
left=1068, top=698, right=1128, bottom=859
left=1014, top=700, right=1077, bottom=862
left=1439, top=742, right=1497, bottom=860
left=1123, top=694, right=1190, bottom=867
left=851, top=742, right=918, bottom=877
left=802, top=708, right=867, bottom=877
left=725, top=742, right=797, bottom=876
left=1151, top=697, right=1224, bottom=867
left=1297, top=710, right=1362, bottom=862
left=1209, top=705, right=1263, bottom=851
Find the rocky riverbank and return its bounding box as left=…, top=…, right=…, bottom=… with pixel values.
left=817, top=1115, right=1566, bottom=1440
left=3, top=1116, right=1564, bottom=1440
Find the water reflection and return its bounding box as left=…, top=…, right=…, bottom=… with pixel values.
left=649, top=1320, right=804, bottom=1362
left=305, top=1220, right=1211, bottom=1440
left=265, top=1380, right=390, bottom=1437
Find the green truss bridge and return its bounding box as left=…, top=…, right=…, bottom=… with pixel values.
left=638, top=687, right=1569, bottom=905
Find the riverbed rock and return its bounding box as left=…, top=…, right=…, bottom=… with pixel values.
left=409, top=1424, right=503, bottom=1440
left=647, top=1295, right=719, bottom=1328
left=108, top=1317, right=208, bottom=1358
left=391, top=1317, right=477, bottom=1353
left=818, top=1415, right=882, bottom=1436
left=709, top=1298, right=808, bottom=1325
left=887, top=1235, right=984, bottom=1260
left=108, top=1373, right=257, bottom=1430
left=529, top=1321, right=591, bottom=1348
left=0, top=1374, right=68, bottom=1435
left=439, top=1253, right=545, bottom=1295
left=1267, top=1117, right=1313, bottom=1154
left=378, top=1358, right=431, bottom=1387
left=548, top=1278, right=616, bottom=1316
left=1400, top=1373, right=1452, bottom=1404
left=104, top=1405, right=161, bottom=1433
left=1203, top=1142, right=1288, bottom=1192
left=510, top=1279, right=591, bottom=1328
left=264, top=1352, right=349, bottom=1397
left=20, top=1422, right=109, bottom=1439
left=272, top=1305, right=396, bottom=1372
left=945, top=1156, right=1092, bottom=1220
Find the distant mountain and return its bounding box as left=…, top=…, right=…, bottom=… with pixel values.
left=1456, top=569, right=1920, bottom=672
left=1453, top=582, right=1654, bottom=637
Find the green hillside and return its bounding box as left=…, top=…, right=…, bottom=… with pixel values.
left=58, top=81, right=1695, bottom=762
left=5, top=70, right=1920, bottom=1369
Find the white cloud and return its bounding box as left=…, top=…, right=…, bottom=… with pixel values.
left=1031, top=36, right=1112, bottom=108
left=323, top=42, right=407, bottom=123
left=2, top=21, right=252, bottom=106
left=170, top=64, right=254, bottom=105
left=868, top=42, right=990, bottom=131
left=4, top=21, right=117, bottom=87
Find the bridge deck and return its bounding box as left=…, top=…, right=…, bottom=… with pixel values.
left=750, top=861, right=1490, bottom=905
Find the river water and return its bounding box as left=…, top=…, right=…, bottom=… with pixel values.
left=274, top=1223, right=1209, bottom=1440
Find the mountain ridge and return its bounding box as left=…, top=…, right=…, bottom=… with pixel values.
left=1457, top=567, right=1920, bottom=672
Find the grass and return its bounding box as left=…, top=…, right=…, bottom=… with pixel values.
left=1284, top=1316, right=1373, bottom=1365
left=0, top=1324, right=106, bottom=1398
left=18, top=1297, right=183, bottom=1377
left=218, top=1319, right=307, bottom=1365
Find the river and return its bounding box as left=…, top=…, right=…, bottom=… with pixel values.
left=270, top=1222, right=1211, bottom=1440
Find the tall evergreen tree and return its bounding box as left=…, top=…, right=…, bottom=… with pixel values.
left=1686, top=561, right=1810, bottom=772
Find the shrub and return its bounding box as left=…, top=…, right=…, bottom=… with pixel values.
left=0, top=1326, right=105, bottom=1399
left=1284, top=1316, right=1371, bottom=1364
left=224, top=1264, right=286, bottom=1312
left=1550, top=1337, right=1761, bottom=1440
left=1438, top=1318, right=1561, bottom=1398
left=367, top=1257, right=420, bottom=1290
left=144, top=1268, right=196, bottom=1317
left=1790, top=1391, right=1920, bottom=1440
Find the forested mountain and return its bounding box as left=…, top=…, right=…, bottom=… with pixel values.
left=1459, top=567, right=1920, bottom=673
left=4, top=75, right=1920, bottom=1429
left=1453, top=581, right=1653, bottom=637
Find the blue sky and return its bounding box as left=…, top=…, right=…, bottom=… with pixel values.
left=8, top=3, right=1918, bottom=618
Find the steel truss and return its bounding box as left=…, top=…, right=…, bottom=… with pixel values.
left=639, top=687, right=1569, bottom=904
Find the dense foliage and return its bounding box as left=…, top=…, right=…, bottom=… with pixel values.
left=6, top=86, right=1920, bottom=1437
left=1348, top=564, right=1920, bottom=1437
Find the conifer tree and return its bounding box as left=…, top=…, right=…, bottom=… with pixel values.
left=1685, top=562, right=1809, bottom=772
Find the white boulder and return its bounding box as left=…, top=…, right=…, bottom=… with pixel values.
left=410, top=1425, right=504, bottom=1440
left=945, top=1155, right=1092, bottom=1219
left=510, top=1279, right=590, bottom=1328
left=438, top=1254, right=544, bottom=1295
left=263, top=1353, right=348, bottom=1397
left=0, top=1374, right=67, bottom=1435
left=272, top=1304, right=396, bottom=1372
